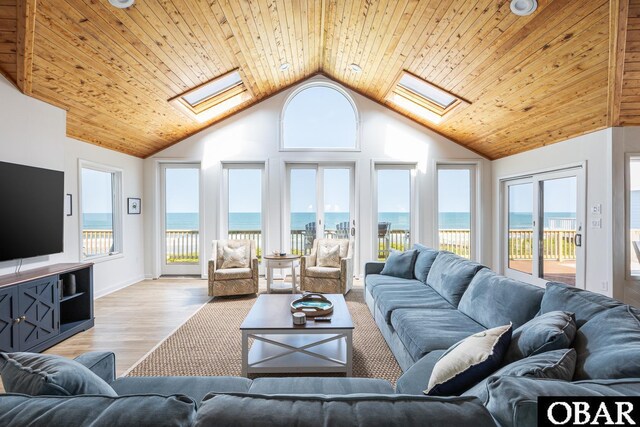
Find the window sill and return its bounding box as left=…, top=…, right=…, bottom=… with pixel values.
left=82, top=253, right=124, bottom=264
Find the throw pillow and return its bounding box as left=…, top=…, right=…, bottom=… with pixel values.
left=0, top=352, right=117, bottom=396
left=380, top=249, right=418, bottom=279
left=424, top=324, right=512, bottom=396
left=221, top=245, right=248, bottom=269
left=462, top=348, right=577, bottom=404
left=504, top=311, right=577, bottom=364
left=539, top=282, right=622, bottom=327
left=573, top=305, right=640, bottom=380
left=317, top=243, right=341, bottom=268
left=412, top=244, right=439, bottom=283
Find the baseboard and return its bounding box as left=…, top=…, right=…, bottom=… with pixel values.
left=94, top=275, right=145, bottom=299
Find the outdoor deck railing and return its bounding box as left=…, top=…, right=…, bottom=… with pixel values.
left=81, top=228, right=589, bottom=263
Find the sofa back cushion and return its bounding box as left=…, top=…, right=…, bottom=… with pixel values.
left=539, top=282, right=622, bottom=327
left=412, top=244, right=439, bottom=283
left=195, top=393, right=497, bottom=427
left=573, top=305, right=640, bottom=380
left=380, top=249, right=418, bottom=279
left=0, top=352, right=117, bottom=397
left=0, top=393, right=196, bottom=427
left=426, top=252, right=485, bottom=307
left=458, top=269, right=544, bottom=329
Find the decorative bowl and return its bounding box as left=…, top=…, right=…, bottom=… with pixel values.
left=290, top=293, right=333, bottom=317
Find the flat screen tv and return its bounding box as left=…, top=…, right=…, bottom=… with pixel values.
left=0, top=161, right=64, bottom=262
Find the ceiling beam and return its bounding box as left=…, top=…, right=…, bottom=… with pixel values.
left=607, top=0, right=629, bottom=127
left=16, top=0, right=37, bottom=95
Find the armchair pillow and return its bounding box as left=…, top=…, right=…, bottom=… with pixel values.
left=0, top=352, right=117, bottom=397
left=317, top=242, right=341, bottom=268
left=380, top=249, right=418, bottom=279
left=504, top=311, right=576, bottom=364
left=424, top=324, right=512, bottom=396
left=221, top=245, right=248, bottom=269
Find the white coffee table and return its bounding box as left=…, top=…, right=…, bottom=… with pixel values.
left=240, top=294, right=353, bottom=377
left=264, top=254, right=300, bottom=293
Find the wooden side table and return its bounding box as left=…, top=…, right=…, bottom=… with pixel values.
left=264, top=254, right=301, bottom=293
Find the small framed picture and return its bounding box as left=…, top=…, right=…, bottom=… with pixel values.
left=65, top=194, right=73, bottom=216
left=127, top=198, right=141, bottom=215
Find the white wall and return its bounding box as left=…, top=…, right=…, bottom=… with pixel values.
left=491, top=129, right=614, bottom=296
left=0, top=76, right=145, bottom=297
left=145, top=75, right=491, bottom=278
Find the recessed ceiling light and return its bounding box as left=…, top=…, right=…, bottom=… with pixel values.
left=109, top=0, right=134, bottom=8
left=349, top=63, right=362, bottom=73
left=510, top=0, right=537, bottom=16
left=280, top=63, right=291, bottom=71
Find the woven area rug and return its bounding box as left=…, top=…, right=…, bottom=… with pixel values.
left=126, top=288, right=402, bottom=385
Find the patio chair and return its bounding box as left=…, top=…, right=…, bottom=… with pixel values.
left=303, top=221, right=316, bottom=254
left=300, top=238, right=353, bottom=294
left=378, top=221, right=391, bottom=259
left=336, top=221, right=350, bottom=239
left=633, top=241, right=640, bottom=264
left=208, top=239, right=258, bottom=297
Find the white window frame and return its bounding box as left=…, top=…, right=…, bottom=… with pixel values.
left=371, top=162, right=418, bottom=259
left=626, top=153, right=640, bottom=280
left=434, top=162, right=478, bottom=260
left=78, top=160, right=123, bottom=261
left=280, top=81, right=361, bottom=152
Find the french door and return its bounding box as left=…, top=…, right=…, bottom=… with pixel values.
left=161, top=164, right=201, bottom=276
left=503, top=167, right=585, bottom=288
left=286, top=164, right=355, bottom=256
left=374, top=164, right=415, bottom=260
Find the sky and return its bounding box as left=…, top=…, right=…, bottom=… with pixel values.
left=509, top=177, right=577, bottom=213
left=165, top=168, right=199, bottom=213
left=81, top=168, right=113, bottom=213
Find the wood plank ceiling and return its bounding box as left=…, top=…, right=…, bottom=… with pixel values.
left=0, top=0, right=624, bottom=159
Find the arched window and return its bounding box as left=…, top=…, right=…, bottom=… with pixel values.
left=281, top=82, right=359, bottom=150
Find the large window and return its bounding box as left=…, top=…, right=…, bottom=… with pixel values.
left=80, top=163, right=122, bottom=259
left=281, top=83, right=358, bottom=150
left=437, top=164, right=475, bottom=259
left=629, top=157, right=640, bottom=276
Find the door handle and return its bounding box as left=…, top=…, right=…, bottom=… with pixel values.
left=351, top=227, right=355, bottom=237
left=575, top=234, right=582, bottom=247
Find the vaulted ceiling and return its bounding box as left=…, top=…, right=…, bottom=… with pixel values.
left=0, top=0, right=633, bottom=159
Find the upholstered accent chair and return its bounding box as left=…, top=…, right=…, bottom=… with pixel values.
left=208, top=239, right=258, bottom=297
left=300, top=239, right=353, bottom=294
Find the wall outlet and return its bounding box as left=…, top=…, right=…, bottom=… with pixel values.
left=601, top=281, right=609, bottom=291
left=591, top=218, right=602, bottom=229
left=591, top=204, right=601, bottom=215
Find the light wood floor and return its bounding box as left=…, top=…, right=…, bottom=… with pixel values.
left=45, top=278, right=211, bottom=377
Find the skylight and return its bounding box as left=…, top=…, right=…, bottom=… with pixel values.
left=389, top=71, right=468, bottom=123
left=170, top=69, right=251, bottom=122
left=182, top=71, right=243, bottom=107
left=397, top=74, right=457, bottom=109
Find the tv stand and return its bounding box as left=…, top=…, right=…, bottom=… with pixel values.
left=0, top=263, right=94, bottom=353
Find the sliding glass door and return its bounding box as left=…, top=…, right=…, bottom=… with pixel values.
left=161, top=164, right=201, bottom=275
left=503, top=168, right=584, bottom=287
left=287, top=164, right=354, bottom=255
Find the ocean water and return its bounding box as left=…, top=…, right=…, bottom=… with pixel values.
left=83, top=211, right=579, bottom=230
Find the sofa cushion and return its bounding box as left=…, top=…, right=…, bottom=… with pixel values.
left=573, top=304, right=640, bottom=380
left=305, top=266, right=341, bottom=279
left=369, top=280, right=426, bottom=300
left=214, top=267, right=252, bottom=280
left=504, top=311, right=576, bottom=364
left=249, top=377, right=394, bottom=395
left=539, top=282, right=623, bottom=327
left=380, top=249, right=418, bottom=279
left=391, top=309, right=485, bottom=362
left=425, top=324, right=512, bottom=396
left=110, top=376, right=252, bottom=404
left=426, top=252, right=485, bottom=307
left=413, top=244, right=439, bottom=283
left=376, top=286, right=454, bottom=324
left=396, top=350, right=447, bottom=395
left=457, top=269, right=544, bottom=329
left=195, top=393, right=497, bottom=427
left=0, top=352, right=117, bottom=397
left=0, top=393, right=196, bottom=427
left=463, top=348, right=576, bottom=405
left=484, top=376, right=640, bottom=427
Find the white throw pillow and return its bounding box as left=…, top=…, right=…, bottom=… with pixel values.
left=424, top=323, right=512, bottom=396
left=317, top=243, right=341, bottom=268
left=221, top=245, right=248, bottom=269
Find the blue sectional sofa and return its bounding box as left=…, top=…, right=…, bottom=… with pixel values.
left=365, top=244, right=640, bottom=426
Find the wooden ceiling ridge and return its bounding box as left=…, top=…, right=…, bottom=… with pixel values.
left=0, top=0, right=630, bottom=159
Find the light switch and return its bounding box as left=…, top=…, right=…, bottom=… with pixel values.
left=591, top=204, right=601, bottom=215
left=591, top=218, right=602, bottom=229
